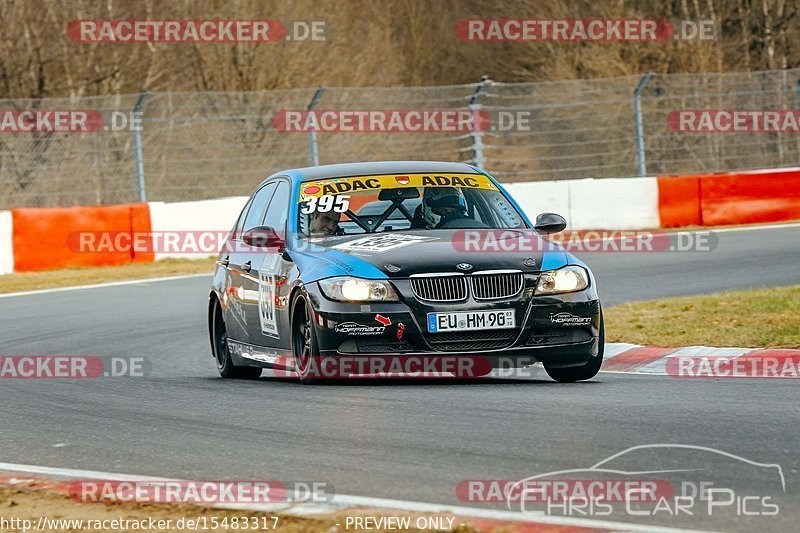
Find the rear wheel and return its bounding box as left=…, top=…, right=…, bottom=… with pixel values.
left=544, top=309, right=605, bottom=383
left=210, top=298, right=262, bottom=379
left=291, top=296, right=321, bottom=384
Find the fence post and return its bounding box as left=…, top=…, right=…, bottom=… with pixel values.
left=633, top=73, right=654, bottom=177
left=307, top=86, right=325, bottom=166
left=796, top=77, right=800, bottom=110
left=132, top=91, right=149, bottom=202
left=469, top=76, right=490, bottom=169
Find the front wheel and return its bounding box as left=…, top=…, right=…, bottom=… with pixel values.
left=544, top=309, right=605, bottom=383
left=210, top=298, right=262, bottom=380
left=291, top=296, right=320, bottom=384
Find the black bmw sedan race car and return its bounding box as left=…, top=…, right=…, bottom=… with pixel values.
left=208, top=161, right=603, bottom=383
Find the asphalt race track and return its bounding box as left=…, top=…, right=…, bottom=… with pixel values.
left=1, top=224, right=799, bottom=532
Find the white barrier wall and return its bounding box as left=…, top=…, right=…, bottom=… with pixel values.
left=504, top=177, right=660, bottom=230
left=0, top=211, right=13, bottom=274
left=148, top=196, right=248, bottom=260
left=502, top=180, right=571, bottom=224
left=147, top=178, right=662, bottom=263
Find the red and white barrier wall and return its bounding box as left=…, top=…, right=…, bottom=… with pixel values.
left=657, top=166, right=800, bottom=226
left=1, top=167, right=799, bottom=274
left=0, top=211, right=13, bottom=275
left=506, top=177, right=661, bottom=230
left=148, top=197, right=248, bottom=260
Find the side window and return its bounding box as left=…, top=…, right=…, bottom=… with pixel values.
left=263, top=182, right=291, bottom=237
left=233, top=197, right=254, bottom=240
left=243, top=183, right=277, bottom=232
left=484, top=190, right=525, bottom=228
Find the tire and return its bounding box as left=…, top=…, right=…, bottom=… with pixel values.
left=291, top=296, right=321, bottom=384
left=210, top=297, right=262, bottom=380
left=544, top=308, right=605, bottom=383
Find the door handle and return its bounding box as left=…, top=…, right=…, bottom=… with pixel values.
left=220, top=255, right=229, bottom=267
left=243, top=261, right=252, bottom=272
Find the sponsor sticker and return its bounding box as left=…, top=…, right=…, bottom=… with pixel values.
left=549, top=312, right=591, bottom=326
left=334, top=322, right=385, bottom=336
left=298, top=173, right=497, bottom=201
left=333, top=234, right=437, bottom=254
left=227, top=340, right=281, bottom=364
left=258, top=254, right=281, bottom=338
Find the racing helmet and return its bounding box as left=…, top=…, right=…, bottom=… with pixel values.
left=421, top=187, right=468, bottom=227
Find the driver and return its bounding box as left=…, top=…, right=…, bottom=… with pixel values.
left=419, top=187, right=470, bottom=228
left=309, top=210, right=343, bottom=236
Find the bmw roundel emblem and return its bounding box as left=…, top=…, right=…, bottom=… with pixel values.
left=456, top=263, right=473, bottom=271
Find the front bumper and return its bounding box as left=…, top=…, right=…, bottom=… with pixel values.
left=304, top=280, right=601, bottom=369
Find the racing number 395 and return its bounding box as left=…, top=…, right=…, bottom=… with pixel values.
left=301, top=195, right=350, bottom=214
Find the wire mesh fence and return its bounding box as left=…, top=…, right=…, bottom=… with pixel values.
left=2, top=68, right=800, bottom=209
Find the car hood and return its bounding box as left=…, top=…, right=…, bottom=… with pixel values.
left=291, top=229, right=569, bottom=281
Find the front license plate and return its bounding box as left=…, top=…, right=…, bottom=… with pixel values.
left=427, top=309, right=515, bottom=333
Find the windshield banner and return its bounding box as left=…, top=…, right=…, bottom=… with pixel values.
left=298, top=173, right=497, bottom=202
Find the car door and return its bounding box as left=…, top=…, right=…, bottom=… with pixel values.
left=220, top=195, right=253, bottom=341
left=243, top=180, right=293, bottom=350
left=229, top=182, right=276, bottom=343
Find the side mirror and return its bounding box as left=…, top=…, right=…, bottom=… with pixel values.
left=534, top=213, right=567, bottom=234
left=242, top=226, right=284, bottom=250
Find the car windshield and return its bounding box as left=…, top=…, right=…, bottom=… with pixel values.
left=297, top=173, right=527, bottom=237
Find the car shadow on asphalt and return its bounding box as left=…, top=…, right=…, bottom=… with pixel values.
left=204, top=375, right=603, bottom=386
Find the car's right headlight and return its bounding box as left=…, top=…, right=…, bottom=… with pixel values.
left=535, top=266, right=589, bottom=295
left=318, top=277, right=399, bottom=302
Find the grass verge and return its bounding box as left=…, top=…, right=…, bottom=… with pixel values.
left=605, top=285, right=800, bottom=348
left=0, top=258, right=216, bottom=295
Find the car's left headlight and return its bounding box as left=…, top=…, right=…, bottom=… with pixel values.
left=535, top=266, right=589, bottom=295
left=318, top=277, right=399, bottom=302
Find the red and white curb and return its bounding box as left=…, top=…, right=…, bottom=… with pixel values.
left=255, top=344, right=800, bottom=381
left=0, top=462, right=706, bottom=533
left=604, top=343, right=800, bottom=378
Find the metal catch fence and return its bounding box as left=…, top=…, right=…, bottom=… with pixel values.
left=2, top=68, right=800, bottom=209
